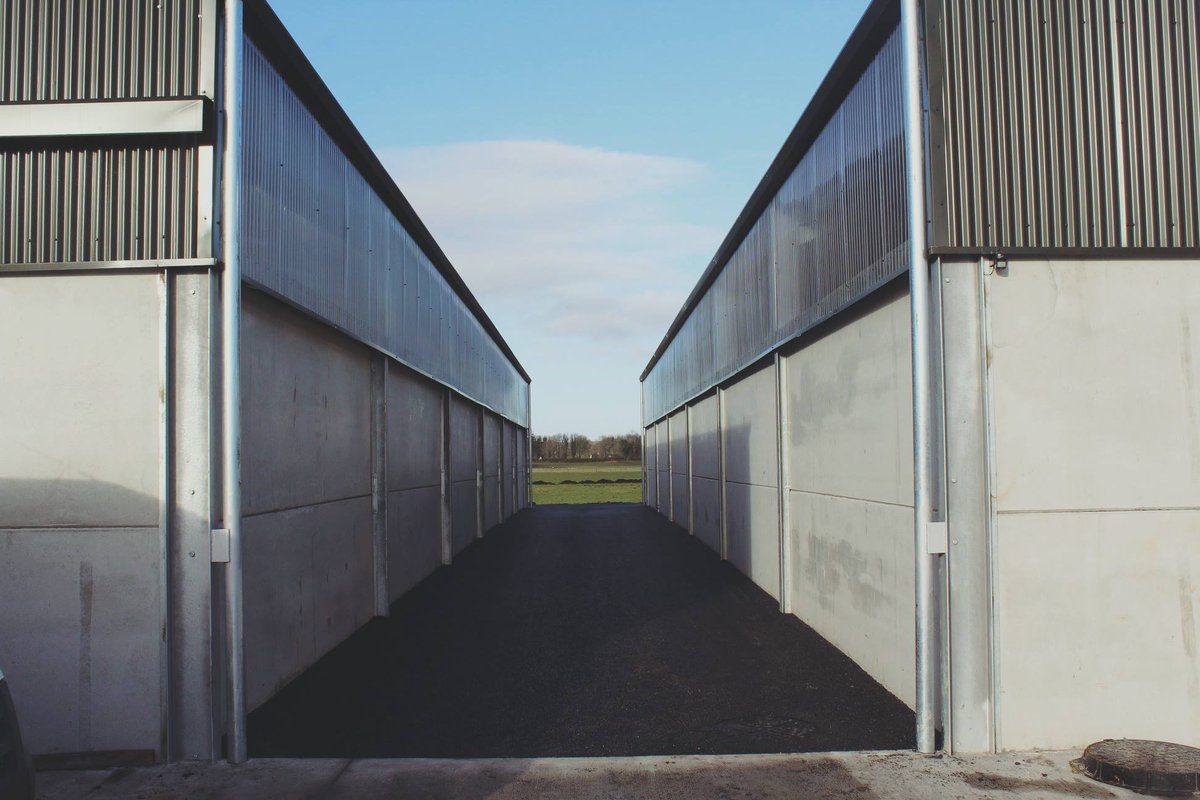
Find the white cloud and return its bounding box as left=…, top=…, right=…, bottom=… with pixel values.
left=380, top=140, right=721, bottom=335
left=380, top=140, right=724, bottom=435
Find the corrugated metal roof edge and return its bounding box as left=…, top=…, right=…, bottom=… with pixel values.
left=244, top=0, right=532, bottom=384
left=639, top=0, right=898, bottom=382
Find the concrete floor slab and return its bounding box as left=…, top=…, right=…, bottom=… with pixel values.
left=37, top=751, right=1137, bottom=799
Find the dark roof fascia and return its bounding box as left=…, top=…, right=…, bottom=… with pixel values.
left=243, top=0, right=531, bottom=384
left=640, top=0, right=898, bottom=381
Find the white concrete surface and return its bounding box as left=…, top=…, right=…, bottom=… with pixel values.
left=241, top=291, right=376, bottom=710
left=0, top=273, right=161, bottom=527
left=36, top=750, right=1139, bottom=799
left=669, top=409, right=689, bottom=527
left=784, top=287, right=915, bottom=708
left=656, top=419, right=670, bottom=514
left=385, top=367, right=444, bottom=602
left=987, top=258, right=1200, bottom=750
left=689, top=394, right=722, bottom=553
left=0, top=273, right=167, bottom=758
left=722, top=363, right=781, bottom=599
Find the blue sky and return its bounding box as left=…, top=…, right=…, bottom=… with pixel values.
left=269, top=0, right=872, bottom=437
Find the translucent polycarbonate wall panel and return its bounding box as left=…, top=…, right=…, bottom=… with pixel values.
left=929, top=0, right=1199, bottom=250
left=1, top=139, right=205, bottom=264
left=241, top=39, right=529, bottom=425
left=1, top=0, right=212, bottom=102
left=643, top=27, right=905, bottom=424
left=775, top=28, right=905, bottom=342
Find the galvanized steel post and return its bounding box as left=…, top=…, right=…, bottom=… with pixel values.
left=219, top=0, right=247, bottom=766
left=901, top=0, right=940, bottom=755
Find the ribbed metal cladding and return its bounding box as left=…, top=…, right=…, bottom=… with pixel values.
left=1, top=0, right=208, bottom=102
left=241, top=40, right=529, bottom=426
left=1, top=139, right=203, bottom=264
left=928, top=0, right=1199, bottom=251
left=643, top=27, right=906, bottom=424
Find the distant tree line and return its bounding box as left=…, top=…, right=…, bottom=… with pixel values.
left=532, top=433, right=641, bottom=462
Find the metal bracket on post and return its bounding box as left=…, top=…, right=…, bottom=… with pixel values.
left=926, top=521, right=948, bottom=555
left=211, top=529, right=231, bottom=563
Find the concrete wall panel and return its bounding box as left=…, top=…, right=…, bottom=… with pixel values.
left=243, top=497, right=374, bottom=710
left=989, top=259, right=1200, bottom=512
left=644, top=428, right=658, bottom=508
left=671, top=474, right=690, bottom=530
left=994, top=510, right=1200, bottom=750
left=669, top=409, right=689, bottom=526
left=690, top=394, right=720, bottom=480
left=656, top=420, right=670, bottom=513
left=501, top=421, right=514, bottom=519
left=386, top=486, right=442, bottom=602
left=725, top=481, right=780, bottom=600
left=987, top=258, right=1200, bottom=750
left=483, top=414, right=500, bottom=478
left=242, top=291, right=372, bottom=516
left=692, top=476, right=722, bottom=553
left=789, top=491, right=915, bottom=706
left=386, top=367, right=442, bottom=492
left=781, top=286, right=915, bottom=709
left=449, top=397, right=478, bottom=481
left=722, top=364, right=778, bottom=488
left=785, top=291, right=913, bottom=505
left=450, top=480, right=477, bottom=555
left=0, top=528, right=163, bottom=756
left=669, top=409, right=688, bottom=472
left=516, top=429, right=528, bottom=509
left=0, top=273, right=161, bottom=527
left=483, top=476, right=500, bottom=532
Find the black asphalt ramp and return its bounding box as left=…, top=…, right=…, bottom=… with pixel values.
left=248, top=504, right=915, bottom=757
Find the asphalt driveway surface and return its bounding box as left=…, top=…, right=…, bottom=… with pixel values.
left=248, top=504, right=914, bottom=758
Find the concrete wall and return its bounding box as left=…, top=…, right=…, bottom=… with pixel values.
left=655, top=420, right=669, bottom=513
left=784, top=288, right=915, bottom=708
left=722, top=363, right=781, bottom=600
left=449, top=395, right=480, bottom=556
left=641, top=287, right=915, bottom=709
left=385, top=367, right=444, bottom=602
left=669, top=408, right=690, bottom=528
left=690, top=393, right=722, bottom=554
left=0, top=271, right=215, bottom=760
left=501, top=420, right=515, bottom=520
left=644, top=429, right=657, bottom=509
left=983, top=258, right=1200, bottom=750
left=241, top=290, right=375, bottom=710
left=482, top=413, right=501, bottom=532
left=241, top=289, right=528, bottom=712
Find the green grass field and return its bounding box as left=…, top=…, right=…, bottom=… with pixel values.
left=532, top=461, right=642, bottom=504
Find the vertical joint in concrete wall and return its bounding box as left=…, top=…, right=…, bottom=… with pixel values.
left=440, top=389, right=452, bottom=565
left=370, top=355, right=389, bottom=617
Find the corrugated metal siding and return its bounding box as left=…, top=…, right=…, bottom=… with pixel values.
left=241, top=40, right=529, bottom=426
left=1, top=139, right=203, bottom=264
left=929, top=0, right=1199, bottom=250
left=643, top=28, right=906, bottom=424
left=1120, top=0, right=1200, bottom=248
left=0, top=0, right=209, bottom=102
